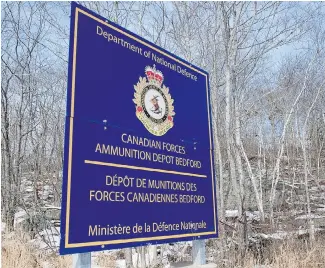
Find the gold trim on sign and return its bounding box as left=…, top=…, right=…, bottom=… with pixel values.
left=66, top=231, right=217, bottom=248
left=205, top=76, right=217, bottom=232
left=65, top=9, right=79, bottom=248
left=84, top=160, right=207, bottom=178
left=65, top=7, right=217, bottom=248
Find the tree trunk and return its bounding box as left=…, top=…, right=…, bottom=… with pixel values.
left=140, top=246, right=146, bottom=268
left=269, top=55, right=317, bottom=225
left=125, top=248, right=134, bottom=268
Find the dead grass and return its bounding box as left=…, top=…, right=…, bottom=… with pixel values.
left=215, top=236, right=325, bottom=268
left=1, top=232, right=42, bottom=268
left=95, top=252, right=116, bottom=268
left=1, top=232, right=73, bottom=268
left=2, top=231, right=324, bottom=268
left=46, top=254, right=72, bottom=268
left=271, top=239, right=325, bottom=268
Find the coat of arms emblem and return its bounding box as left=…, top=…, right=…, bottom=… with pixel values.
left=133, top=65, right=175, bottom=136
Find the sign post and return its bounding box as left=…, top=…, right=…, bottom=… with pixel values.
left=73, top=252, right=91, bottom=268
left=60, top=2, right=218, bottom=258
left=193, top=240, right=206, bottom=265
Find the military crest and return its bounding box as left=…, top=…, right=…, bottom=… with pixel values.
left=133, top=65, right=175, bottom=136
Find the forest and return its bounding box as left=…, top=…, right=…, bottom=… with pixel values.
left=1, top=1, right=325, bottom=267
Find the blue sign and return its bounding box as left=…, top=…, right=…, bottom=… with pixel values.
left=60, top=2, right=218, bottom=255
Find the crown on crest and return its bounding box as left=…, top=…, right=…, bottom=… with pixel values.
left=145, top=65, right=164, bottom=86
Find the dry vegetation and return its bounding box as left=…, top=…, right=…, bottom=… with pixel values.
left=2, top=234, right=41, bottom=268
left=270, top=240, right=325, bottom=268
left=1, top=233, right=324, bottom=268
left=1, top=232, right=72, bottom=268
left=95, top=252, right=116, bottom=268
left=45, top=255, right=72, bottom=268
left=210, top=235, right=325, bottom=268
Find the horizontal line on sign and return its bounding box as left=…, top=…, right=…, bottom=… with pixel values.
left=66, top=230, right=216, bottom=248
left=84, top=160, right=207, bottom=178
